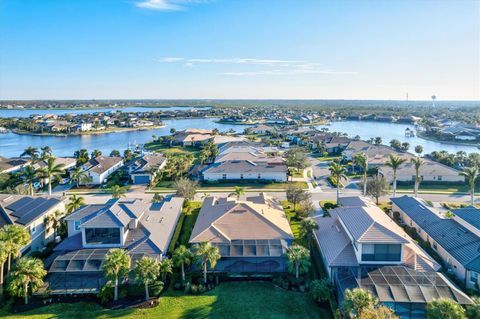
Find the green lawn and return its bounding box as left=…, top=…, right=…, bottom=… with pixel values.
left=1, top=282, right=330, bottom=319
left=144, top=143, right=200, bottom=158
left=281, top=200, right=306, bottom=246
left=396, top=184, right=471, bottom=193
left=314, top=155, right=342, bottom=162
left=152, top=181, right=308, bottom=191
left=177, top=202, right=202, bottom=247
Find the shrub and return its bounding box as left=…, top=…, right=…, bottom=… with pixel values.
left=190, top=284, right=198, bottom=294
left=150, top=280, right=164, bottom=297
left=97, top=283, right=114, bottom=304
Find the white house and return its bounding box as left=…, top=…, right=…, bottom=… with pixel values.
left=82, top=156, right=123, bottom=185
left=202, top=160, right=287, bottom=182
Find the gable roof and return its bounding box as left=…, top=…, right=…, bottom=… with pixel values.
left=0, top=194, right=63, bottom=226
left=392, top=195, right=480, bottom=272
left=189, top=194, right=293, bottom=243
left=84, top=156, right=123, bottom=175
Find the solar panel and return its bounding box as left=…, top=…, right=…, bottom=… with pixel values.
left=5, top=197, right=33, bottom=211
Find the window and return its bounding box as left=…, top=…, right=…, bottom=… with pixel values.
left=412, top=175, right=416, bottom=181
left=240, top=174, right=244, bottom=179
left=85, top=228, right=121, bottom=245
left=258, top=174, right=261, bottom=179
left=74, top=220, right=81, bottom=231
left=438, top=176, right=443, bottom=181
left=222, top=174, right=227, bottom=180
left=361, top=244, right=401, bottom=262
left=30, top=225, right=36, bottom=234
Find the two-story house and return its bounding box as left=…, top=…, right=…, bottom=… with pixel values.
left=0, top=194, right=65, bottom=255
left=189, top=193, right=294, bottom=273
left=313, top=196, right=472, bottom=318
left=46, top=196, right=184, bottom=294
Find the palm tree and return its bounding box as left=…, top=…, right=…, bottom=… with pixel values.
left=158, top=258, right=173, bottom=283
left=385, top=154, right=407, bottom=198
left=134, top=256, right=160, bottom=301
left=66, top=194, right=85, bottom=214
left=229, top=186, right=245, bottom=200
left=8, top=257, right=46, bottom=304
left=44, top=210, right=63, bottom=239
left=0, top=241, right=9, bottom=287
left=20, top=147, right=39, bottom=162
left=410, top=157, right=423, bottom=197
left=354, top=153, right=368, bottom=196
left=69, top=167, right=90, bottom=186
left=459, top=166, right=479, bottom=206
left=286, top=244, right=311, bottom=279
left=18, top=165, right=38, bottom=196
left=40, top=146, right=52, bottom=160
left=172, top=245, right=193, bottom=282
left=299, top=218, right=318, bottom=249
left=193, top=241, right=221, bottom=284
left=101, top=248, right=131, bottom=301
left=108, top=185, right=128, bottom=199
left=39, top=157, right=65, bottom=195
left=91, top=149, right=102, bottom=158
left=329, top=163, right=347, bottom=203
left=0, top=224, right=30, bottom=274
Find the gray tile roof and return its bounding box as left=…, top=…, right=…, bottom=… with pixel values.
left=84, top=156, right=123, bottom=175
left=392, top=196, right=480, bottom=272
left=330, top=206, right=409, bottom=244
left=452, top=206, right=480, bottom=230
left=0, top=194, right=63, bottom=226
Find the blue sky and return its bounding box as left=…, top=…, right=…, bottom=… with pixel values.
left=0, top=0, right=478, bottom=100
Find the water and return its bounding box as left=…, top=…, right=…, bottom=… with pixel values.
left=316, top=120, right=479, bottom=154
left=0, top=118, right=251, bottom=157
left=0, top=117, right=477, bottom=158
left=0, top=106, right=211, bottom=118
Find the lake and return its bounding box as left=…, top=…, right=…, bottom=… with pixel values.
left=0, top=118, right=251, bottom=157
left=0, top=106, right=211, bottom=118
left=0, top=117, right=477, bottom=158
left=316, top=120, right=479, bottom=155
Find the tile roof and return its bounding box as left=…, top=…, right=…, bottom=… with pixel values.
left=129, top=154, right=167, bottom=174
left=392, top=195, right=480, bottom=272
left=452, top=206, right=480, bottom=230
left=84, top=156, right=123, bottom=175
left=203, top=160, right=287, bottom=174
left=189, top=193, right=293, bottom=243
left=0, top=157, right=30, bottom=172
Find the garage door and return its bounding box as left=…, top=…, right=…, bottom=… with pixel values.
left=133, top=175, right=150, bottom=184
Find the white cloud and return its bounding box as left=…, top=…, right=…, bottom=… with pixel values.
left=136, top=0, right=210, bottom=11
left=158, top=56, right=358, bottom=76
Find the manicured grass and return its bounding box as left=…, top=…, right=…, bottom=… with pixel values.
left=177, top=202, right=202, bottom=247
left=281, top=200, right=305, bottom=246
left=152, top=181, right=308, bottom=191
left=0, top=282, right=331, bottom=319
left=397, top=183, right=474, bottom=193
left=315, top=155, right=342, bottom=162
left=289, top=168, right=304, bottom=178
left=144, top=143, right=200, bottom=158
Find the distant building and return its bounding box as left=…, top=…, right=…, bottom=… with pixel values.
left=127, top=154, right=167, bottom=184
left=189, top=193, right=294, bottom=273
left=0, top=194, right=65, bottom=254
left=82, top=156, right=123, bottom=185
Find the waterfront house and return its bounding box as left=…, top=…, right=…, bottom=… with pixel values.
left=46, top=197, right=184, bottom=294
left=312, top=196, right=472, bottom=318
left=0, top=194, right=65, bottom=255
left=392, top=196, right=480, bottom=290
left=202, top=160, right=287, bottom=182
left=250, top=124, right=274, bottom=135
left=82, top=156, right=123, bottom=185
left=0, top=157, right=30, bottom=174
left=379, top=158, right=463, bottom=183
left=127, top=154, right=167, bottom=184
left=189, top=193, right=294, bottom=273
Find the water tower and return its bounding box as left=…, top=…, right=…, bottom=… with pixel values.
left=431, top=95, right=437, bottom=108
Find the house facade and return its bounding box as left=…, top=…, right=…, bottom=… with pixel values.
left=312, top=196, right=471, bottom=318
left=202, top=160, right=287, bottom=182
left=392, top=196, right=480, bottom=290
left=0, top=194, right=65, bottom=255
left=127, top=154, right=167, bottom=184
left=189, top=193, right=294, bottom=273
left=82, top=156, right=123, bottom=185
left=46, top=196, right=184, bottom=294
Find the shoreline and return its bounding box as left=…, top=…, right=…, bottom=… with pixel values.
left=13, top=125, right=166, bottom=137
left=417, top=132, right=479, bottom=148
left=0, top=105, right=212, bottom=111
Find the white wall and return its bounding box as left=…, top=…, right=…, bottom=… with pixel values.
left=203, top=171, right=287, bottom=182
